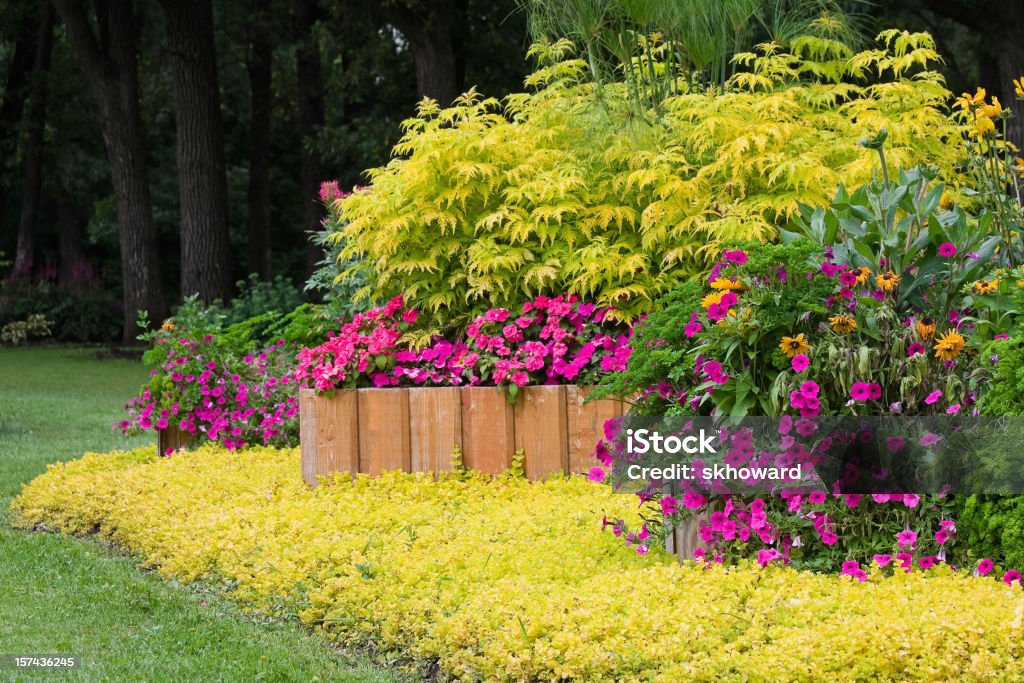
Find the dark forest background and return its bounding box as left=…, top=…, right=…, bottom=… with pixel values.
left=1, top=0, right=1022, bottom=342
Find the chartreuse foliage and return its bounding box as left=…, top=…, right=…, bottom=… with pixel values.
left=334, top=31, right=959, bottom=326
left=14, top=446, right=1024, bottom=681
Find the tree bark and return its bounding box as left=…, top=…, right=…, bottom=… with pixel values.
left=160, top=0, right=233, bottom=303
left=294, top=0, right=327, bottom=275
left=57, top=198, right=85, bottom=287
left=247, top=0, right=274, bottom=280
left=13, top=3, right=56, bottom=279
left=52, top=0, right=167, bottom=341
left=0, top=11, right=36, bottom=248
left=377, top=0, right=461, bottom=105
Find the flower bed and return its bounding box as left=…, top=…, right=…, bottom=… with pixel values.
left=12, top=446, right=1024, bottom=682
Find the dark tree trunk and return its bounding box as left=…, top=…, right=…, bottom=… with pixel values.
left=52, top=0, right=167, bottom=341
left=377, top=0, right=462, bottom=105
left=294, top=0, right=327, bottom=275
left=57, top=198, right=85, bottom=286
left=0, top=12, right=36, bottom=248
left=13, top=3, right=56, bottom=279
left=994, top=28, right=1024, bottom=152
left=160, top=0, right=233, bottom=303
left=247, top=0, right=273, bottom=280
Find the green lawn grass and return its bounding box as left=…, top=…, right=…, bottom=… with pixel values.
left=0, top=346, right=403, bottom=682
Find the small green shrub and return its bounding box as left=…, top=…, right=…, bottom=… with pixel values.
left=956, top=495, right=1024, bottom=571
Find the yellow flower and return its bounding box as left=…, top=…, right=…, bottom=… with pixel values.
left=875, top=271, right=900, bottom=293
left=955, top=87, right=986, bottom=110
left=829, top=315, right=858, bottom=333
left=162, top=321, right=175, bottom=332
left=779, top=334, right=810, bottom=357
left=979, top=97, right=1003, bottom=119
left=973, top=279, right=1000, bottom=295
left=701, top=292, right=726, bottom=308
left=933, top=330, right=965, bottom=362
left=1015, top=77, right=1024, bottom=99
left=854, top=266, right=871, bottom=286
left=939, top=191, right=954, bottom=210
left=710, top=277, right=746, bottom=292
left=1015, top=158, right=1024, bottom=178
left=974, top=115, right=996, bottom=138
left=916, top=317, right=936, bottom=340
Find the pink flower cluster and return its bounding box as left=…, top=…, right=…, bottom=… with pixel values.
left=295, top=294, right=630, bottom=392
left=119, top=336, right=299, bottom=453
left=295, top=296, right=479, bottom=390
left=464, top=295, right=632, bottom=387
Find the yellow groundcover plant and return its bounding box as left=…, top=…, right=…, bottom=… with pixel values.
left=13, top=446, right=1024, bottom=682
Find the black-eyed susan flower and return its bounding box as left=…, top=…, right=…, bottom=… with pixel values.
left=855, top=266, right=871, bottom=286
left=933, top=330, right=965, bottom=362
left=980, top=97, right=1003, bottom=119
left=955, top=87, right=986, bottom=110
left=701, top=291, right=726, bottom=308
left=916, top=317, right=936, bottom=340
left=876, top=271, right=900, bottom=293
left=829, top=315, right=857, bottom=333
left=779, top=334, right=810, bottom=357
left=973, top=279, right=1000, bottom=295
left=710, top=276, right=746, bottom=292
left=974, top=115, right=996, bottom=138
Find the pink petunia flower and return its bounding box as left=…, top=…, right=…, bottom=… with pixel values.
left=791, top=354, right=810, bottom=372
left=938, top=242, right=957, bottom=257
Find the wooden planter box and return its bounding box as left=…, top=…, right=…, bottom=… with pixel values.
left=157, top=425, right=188, bottom=455
left=300, top=385, right=623, bottom=485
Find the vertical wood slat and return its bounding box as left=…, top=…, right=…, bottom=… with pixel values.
left=460, top=386, right=515, bottom=473
left=674, top=510, right=712, bottom=563
left=301, top=387, right=359, bottom=486
left=566, top=386, right=622, bottom=474
left=157, top=425, right=188, bottom=456
left=515, top=385, right=568, bottom=481
left=409, top=386, right=461, bottom=474
left=358, top=388, right=411, bottom=475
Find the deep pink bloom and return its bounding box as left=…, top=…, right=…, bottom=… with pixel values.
left=938, top=242, right=957, bottom=257
left=791, top=354, right=810, bottom=372
left=587, top=466, right=606, bottom=482
left=897, top=529, right=918, bottom=549
left=978, top=558, right=994, bottom=575
left=1003, top=570, right=1022, bottom=586
left=850, top=382, right=871, bottom=401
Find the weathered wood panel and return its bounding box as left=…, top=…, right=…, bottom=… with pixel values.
left=300, top=387, right=359, bottom=485
left=357, top=388, right=410, bottom=475
left=515, top=385, right=568, bottom=481
left=460, top=386, right=515, bottom=473
left=409, top=386, right=462, bottom=474
left=566, top=385, right=622, bottom=474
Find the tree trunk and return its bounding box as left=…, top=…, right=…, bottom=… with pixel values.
left=294, top=0, right=327, bottom=275
left=160, top=0, right=233, bottom=303
left=57, top=199, right=85, bottom=287
left=52, top=0, right=167, bottom=341
left=0, top=12, right=36, bottom=248
left=247, top=0, right=273, bottom=280
left=377, top=0, right=461, bottom=105
left=13, top=3, right=56, bottom=280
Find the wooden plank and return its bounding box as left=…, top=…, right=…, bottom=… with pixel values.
left=409, top=387, right=462, bottom=474
left=515, top=385, right=568, bottom=481
left=460, top=386, right=515, bottom=473
left=301, top=388, right=360, bottom=485
left=566, top=385, right=622, bottom=474
left=358, top=388, right=410, bottom=475
left=157, top=425, right=188, bottom=456
left=675, top=510, right=712, bottom=563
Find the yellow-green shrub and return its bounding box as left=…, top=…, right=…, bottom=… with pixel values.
left=13, top=446, right=1024, bottom=682
left=335, top=31, right=960, bottom=325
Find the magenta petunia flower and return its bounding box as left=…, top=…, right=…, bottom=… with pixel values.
left=874, top=554, right=893, bottom=568
left=1002, top=570, right=1021, bottom=586
left=850, top=382, right=871, bottom=401
left=885, top=436, right=905, bottom=452
left=839, top=271, right=858, bottom=286
left=938, top=242, right=957, bottom=257
left=978, top=558, right=994, bottom=575
left=907, top=343, right=925, bottom=356
left=587, top=466, right=606, bottom=482
left=946, top=403, right=961, bottom=415
left=903, top=494, right=920, bottom=508
left=808, top=491, right=827, bottom=504
left=897, top=529, right=918, bottom=549
left=918, top=556, right=937, bottom=570
left=799, top=381, right=820, bottom=397
left=867, top=383, right=882, bottom=400
left=791, top=354, right=810, bottom=372
left=924, top=389, right=942, bottom=405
